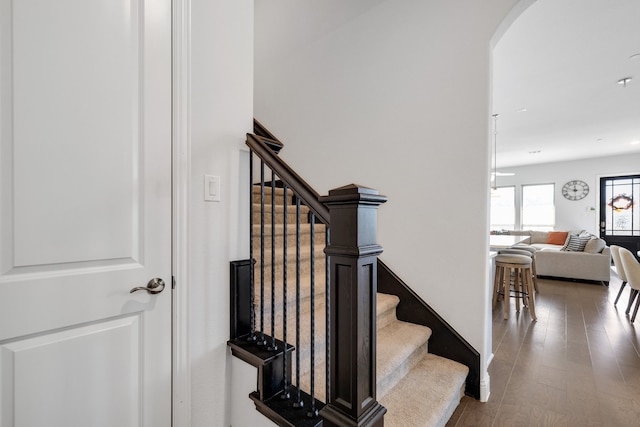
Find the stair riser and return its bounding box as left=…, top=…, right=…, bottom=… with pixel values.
left=253, top=221, right=326, bottom=242
left=377, top=345, right=428, bottom=399
left=252, top=186, right=317, bottom=206
left=255, top=249, right=326, bottom=280
left=253, top=276, right=326, bottom=315
left=252, top=185, right=288, bottom=197
left=254, top=229, right=326, bottom=247
left=377, top=304, right=398, bottom=330
left=252, top=201, right=311, bottom=215
left=253, top=211, right=313, bottom=226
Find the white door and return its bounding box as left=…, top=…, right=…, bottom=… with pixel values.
left=0, top=0, right=172, bottom=426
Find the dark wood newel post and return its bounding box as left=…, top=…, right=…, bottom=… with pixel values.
left=319, top=184, right=387, bottom=427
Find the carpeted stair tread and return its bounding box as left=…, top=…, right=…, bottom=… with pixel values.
left=379, top=353, right=469, bottom=427
left=376, top=319, right=432, bottom=399
left=377, top=293, right=400, bottom=330
left=294, top=293, right=402, bottom=402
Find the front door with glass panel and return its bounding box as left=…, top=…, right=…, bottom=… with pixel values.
left=600, top=175, right=640, bottom=259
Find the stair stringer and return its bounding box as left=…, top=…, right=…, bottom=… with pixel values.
left=377, top=259, right=481, bottom=399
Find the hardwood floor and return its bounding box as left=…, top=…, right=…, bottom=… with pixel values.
left=447, top=270, right=640, bottom=427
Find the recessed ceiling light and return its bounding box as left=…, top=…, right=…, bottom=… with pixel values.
left=617, top=77, right=632, bottom=87
left=517, top=108, right=527, bottom=113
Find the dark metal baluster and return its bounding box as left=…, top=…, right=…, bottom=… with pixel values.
left=268, top=172, right=278, bottom=351
left=325, top=226, right=331, bottom=401
left=307, top=213, right=318, bottom=418
left=247, top=152, right=255, bottom=341
left=293, top=196, right=304, bottom=408
left=281, top=185, right=290, bottom=399
left=258, top=161, right=266, bottom=346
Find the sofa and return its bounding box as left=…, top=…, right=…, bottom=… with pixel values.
left=501, top=230, right=611, bottom=285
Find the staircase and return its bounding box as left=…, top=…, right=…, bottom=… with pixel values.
left=254, top=185, right=468, bottom=426
left=229, top=123, right=472, bottom=427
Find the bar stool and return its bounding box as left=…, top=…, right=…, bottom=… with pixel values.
left=498, top=245, right=538, bottom=292
left=506, top=245, right=539, bottom=292
left=493, top=254, right=537, bottom=321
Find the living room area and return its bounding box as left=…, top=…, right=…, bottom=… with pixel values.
left=489, top=153, right=640, bottom=285
left=490, top=0, right=640, bottom=240
left=489, top=0, right=640, bottom=283
left=458, top=0, right=640, bottom=425
left=489, top=0, right=640, bottom=270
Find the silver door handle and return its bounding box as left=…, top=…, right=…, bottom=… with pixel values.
left=130, top=278, right=166, bottom=294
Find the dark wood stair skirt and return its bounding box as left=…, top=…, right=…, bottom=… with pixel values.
left=250, top=387, right=325, bottom=427
left=228, top=334, right=295, bottom=402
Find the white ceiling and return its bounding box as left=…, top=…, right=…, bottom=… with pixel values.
left=493, top=0, right=640, bottom=169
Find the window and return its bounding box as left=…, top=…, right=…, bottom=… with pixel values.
left=490, top=186, right=516, bottom=231
left=601, top=175, right=640, bottom=236
left=522, top=183, right=555, bottom=231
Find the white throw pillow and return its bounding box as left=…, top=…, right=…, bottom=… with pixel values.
left=530, top=231, right=548, bottom=244
left=584, top=238, right=606, bottom=254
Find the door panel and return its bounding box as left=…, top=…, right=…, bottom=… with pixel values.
left=2, top=316, right=141, bottom=427
left=12, top=0, right=140, bottom=267
left=0, top=0, right=171, bottom=426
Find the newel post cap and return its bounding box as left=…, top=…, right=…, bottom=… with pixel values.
left=320, top=184, right=388, bottom=206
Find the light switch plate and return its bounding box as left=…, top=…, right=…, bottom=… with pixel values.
left=204, top=175, right=221, bottom=202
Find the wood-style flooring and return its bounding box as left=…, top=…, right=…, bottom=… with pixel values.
left=447, top=270, right=640, bottom=427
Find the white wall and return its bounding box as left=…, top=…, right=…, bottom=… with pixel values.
left=184, top=2, right=639, bottom=424
left=187, top=0, right=258, bottom=426
left=255, top=0, right=520, bottom=402
left=495, top=153, right=640, bottom=234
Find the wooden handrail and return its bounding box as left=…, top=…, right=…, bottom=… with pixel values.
left=253, top=119, right=284, bottom=154
left=246, top=133, right=330, bottom=225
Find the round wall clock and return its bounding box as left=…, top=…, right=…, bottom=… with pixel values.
left=562, top=180, right=589, bottom=201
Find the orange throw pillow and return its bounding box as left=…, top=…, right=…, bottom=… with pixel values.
left=546, top=231, right=568, bottom=245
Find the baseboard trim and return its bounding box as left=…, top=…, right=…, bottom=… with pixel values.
left=480, top=375, right=490, bottom=402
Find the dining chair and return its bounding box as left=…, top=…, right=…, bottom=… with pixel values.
left=619, top=247, right=640, bottom=322
left=611, top=245, right=628, bottom=305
